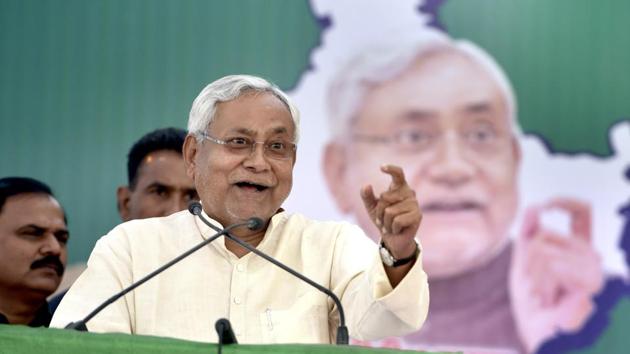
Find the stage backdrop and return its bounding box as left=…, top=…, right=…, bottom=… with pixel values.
left=0, top=1, right=628, bottom=353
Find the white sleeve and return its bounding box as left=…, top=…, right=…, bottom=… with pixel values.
left=330, top=224, right=429, bottom=341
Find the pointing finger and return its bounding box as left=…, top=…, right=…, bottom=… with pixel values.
left=381, top=165, right=407, bottom=191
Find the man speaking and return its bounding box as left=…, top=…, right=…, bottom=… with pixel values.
left=51, top=75, right=429, bottom=344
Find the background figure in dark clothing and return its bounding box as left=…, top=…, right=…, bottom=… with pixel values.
left=0, top=177, right=68, bottom=326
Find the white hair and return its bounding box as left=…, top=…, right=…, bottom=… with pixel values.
left=188, top=74, right=301, bottom=143
left=327, top=28, right=520, bottom=137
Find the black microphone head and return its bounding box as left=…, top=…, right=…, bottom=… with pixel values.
left=188, top=201, right=203, bottom=216
left=215, top=318, right=238, bottom=345
left=247, top=217, right=264, bottom=231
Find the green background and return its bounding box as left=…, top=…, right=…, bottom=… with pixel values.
left=0, top=0, right=320, bottom=263
left=441, top=0, right=629, bottom=156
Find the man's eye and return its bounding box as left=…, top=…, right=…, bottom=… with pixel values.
left=398, top=130, right=433, bottom=145
left=55, top=232, right=69, bottom=245
left=467, top=127, right=496, bottom=143
left=226, top=137, right=251, bottom=147
left=20, top=228, right=44, bottom=237
left=152, top=186, right=168, bottom=197
left=267, top=141, right=286, bottom=151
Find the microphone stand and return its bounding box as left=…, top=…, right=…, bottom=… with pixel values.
left=64, top=218, right=255, bottom=331
left=192, top=209, right=350, bottom=345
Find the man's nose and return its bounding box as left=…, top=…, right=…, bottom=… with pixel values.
left=40, top=234, right=63, bottom=255
left=427, top=132, right=475, bottom=187
left=242, top=143, right=271, bottom=171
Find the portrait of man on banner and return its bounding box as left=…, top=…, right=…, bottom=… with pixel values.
left=319, top=28, right=615, bottom=353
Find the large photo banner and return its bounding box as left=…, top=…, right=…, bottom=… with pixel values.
left=284, top=1, right=630, bottom=353
left=1, top=1, right=628, bottom=353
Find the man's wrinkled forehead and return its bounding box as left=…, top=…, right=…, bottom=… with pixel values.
left=209, top=95, right=296, bottom=137
left=361, top=53, right=512, bottom=126
left=221, top=125, right=293, bottom=138
left=340, top=47, right=516, bottom=133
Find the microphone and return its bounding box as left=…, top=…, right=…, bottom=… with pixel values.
left=188, top=201, right=203, bottom=216
left=191, top=205, right=350, bottom=345
left=246, top=217, right=264, bottom=232
left=64, top=214, right=256, bottom=331
left=215, top=318, right=238, bottom=344
left=215, top=318, right=237, bottom=354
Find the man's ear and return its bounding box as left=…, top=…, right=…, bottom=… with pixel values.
left=322, top=142, right=353, bottom=213
left=116, top=186, right=132, bottom=221
left=182, top=134, right=198, bottom=179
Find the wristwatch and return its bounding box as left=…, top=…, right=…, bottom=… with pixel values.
left=379, top=240, right=420, bottom=267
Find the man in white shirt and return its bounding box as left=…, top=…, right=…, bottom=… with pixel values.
left=51, top=74, right=429, bottom=344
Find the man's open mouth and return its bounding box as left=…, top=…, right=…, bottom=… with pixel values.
left=235, top=181, right=269, bottom=192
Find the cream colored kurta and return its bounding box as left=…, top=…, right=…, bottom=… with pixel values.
left=51, top=210, right=429, bottom=344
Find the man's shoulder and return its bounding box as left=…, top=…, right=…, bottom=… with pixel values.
left=102, top=210, right=197, bottom=247
left=117, top=210, right=193, bottom=232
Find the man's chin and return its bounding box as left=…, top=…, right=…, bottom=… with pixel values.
left=226, top=207, right=271, bottom=226
left=25, top=277, right=62, bottom=295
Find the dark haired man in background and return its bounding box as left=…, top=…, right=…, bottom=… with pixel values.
left=0, top=177, right=68, bottom=326
left=116, top=127, right=198, bottom=221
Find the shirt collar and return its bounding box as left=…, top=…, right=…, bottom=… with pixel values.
left=191, top=203, right=288, bottom=259
left=192, top=202, right=287, bottom=240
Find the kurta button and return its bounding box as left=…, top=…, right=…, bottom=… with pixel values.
left=233, top=297, right=242, bottom=305
left=236, top=264, right=245, bottom=272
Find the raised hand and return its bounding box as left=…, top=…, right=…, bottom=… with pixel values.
left=510, top=198, right=603, bottom=353
left=361, top=165, right=422, bottom=284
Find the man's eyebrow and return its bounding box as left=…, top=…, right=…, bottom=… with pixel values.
left=271, top=126, right=288, bottom=134
left=401, top=110, right=436, bottom=121
left=230, top=126, right=290, bottom=136
left=464, top=102, right=493, bottom=114
left=144, top=182, right=172, bottom=190
left=17, top=224, right=68, bottom=235
left=231, top=127, right=256, bottom=136
left=17, top=224, right=46, bottom=233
